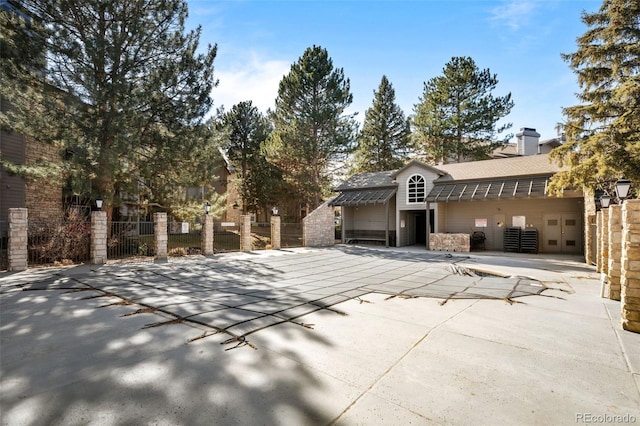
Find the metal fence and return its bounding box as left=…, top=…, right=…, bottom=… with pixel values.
left=0, top=220, right=7, bottom=271
left=251, top=222, right=271, bottom=250
left=167, top=221, right=202, bottom=255
left=27, top=218, right=91, bottom=266
left=281, top=222, right=303, bottom=248
left=214, top=222, right=240, bottom=252
left=108, top=221, right=155, bottom=259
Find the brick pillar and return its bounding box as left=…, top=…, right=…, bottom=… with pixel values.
left=201, top=214, right=214, bottom=256
left=271, top=215, right=281, bottom=250
left=154, top=212, right=168, bottom=260
left=596, top=211, right=603, bottom=273
left=621, top=200, right=640, bottom=333
left=240, top=215, right=252, bottom=252
left=620, top=200, right=640, bottom=333
left=601, top=208, right=610, bottom=276
left=90, top=211, right=107, bottom=265
left=607, top=205, right=623, bottom=300
left=8, top=208, right=28, bottom=271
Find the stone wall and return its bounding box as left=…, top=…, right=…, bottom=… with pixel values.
left=24, top=137, right=63, bottom=221
left=8, top=208, right=28, bottom=271
left=607, top=205, right=622, bottom=300
left=429, top=233, right=470, bottom=252
left=303, top=201, right=335, bottom=247
left=271, top=216, right=281, bottom=250
left=154, top=212, right=168, bottom=259
left=240, top=215, right=252, bottom=252
left=90, top=211, right=107, bottom=264
left=621, top=200, right=640, bottom=333
left=201, top=214, right=214, bottom=256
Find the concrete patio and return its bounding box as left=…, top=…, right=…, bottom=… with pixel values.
left=1, top=246, right=639, bottom=425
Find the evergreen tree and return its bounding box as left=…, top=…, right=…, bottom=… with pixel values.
left=412, top=56, right=513, bottom=164
left=549, top=0, right=640, bottom=196
left=352, top=75, right=411, bottom=173
left=0, top=0, right=218, bottom=218
left=221, top=101, right=282, bottom=216
left=266, top=45, right=356, bottom=212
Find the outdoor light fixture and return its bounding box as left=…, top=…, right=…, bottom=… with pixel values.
left=95, top=197, right=103, bottom=210
left=615, top=178, right=632, bottom=201
left=600, top=194, right=611, bottom=209
left=272, top=206, right=279, bottom=216
left=205, top=201, right=211, bottom=215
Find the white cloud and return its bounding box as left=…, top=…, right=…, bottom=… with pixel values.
left=490, top=1, right=537, bottom=30
left=212, top=52, right=290, bottom=113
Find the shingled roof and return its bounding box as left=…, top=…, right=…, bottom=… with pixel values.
left=434, top=153, right=563, bottom=182
left=335, top=171, right=396, bottom=190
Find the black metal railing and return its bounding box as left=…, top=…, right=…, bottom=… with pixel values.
left=27, top=218, right=91, bottom=265
left=213, top=222, right=240, bottom=252
left=282, top=222, right=303, bottom=248
left=108, top=221, right=155, bottom=259
left=167, top=221, right=202, bottom=255
left=251, top=222, right=271, bottom=250
left=0, top=220, right=7, bottom=271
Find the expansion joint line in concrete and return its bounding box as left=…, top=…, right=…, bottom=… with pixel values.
left=328, top=300, right=479, bottom=425
left=605, top=301, right=640, bottom=397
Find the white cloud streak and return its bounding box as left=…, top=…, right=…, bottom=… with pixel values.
left=212, top=52, right=290, bottom=113
left=490, top=1, right=537, bottom=30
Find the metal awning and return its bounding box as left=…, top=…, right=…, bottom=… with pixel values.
left=426, top=177, right=550, bottom=202
left=330, top=187, right=397, bottom=206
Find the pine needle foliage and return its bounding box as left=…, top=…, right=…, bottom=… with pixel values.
left=412, top=56, right=513, bottom=164
left=352, top=75, right=411, bottom=173
left=266, top=45, right=357, bottom=211
left=549, top=0, right=640, bottom=197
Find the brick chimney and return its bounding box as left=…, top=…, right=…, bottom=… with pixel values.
left=516, top=127, right=540, bottom=156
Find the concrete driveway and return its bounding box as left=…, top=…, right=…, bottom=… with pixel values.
left=1, top=246, right=639, bottom=425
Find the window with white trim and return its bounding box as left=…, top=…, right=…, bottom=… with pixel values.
left=407, top=174, right=426, bottom=204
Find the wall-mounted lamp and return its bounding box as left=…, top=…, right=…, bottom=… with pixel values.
left=600, top=194, right=611, bottom=209
left=205, top=201, right=211, bottom=215
left=615, top=178, right=632, bottom=201
left=272, top=206, right=279, bottom=216
left=95, top=197, right=103, bottom=210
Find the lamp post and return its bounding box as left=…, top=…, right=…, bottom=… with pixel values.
left=600, top=194, right=611, bottom=209
left=204, top=201, right=211, bottom=215
left=272, top=206, right=279, bottom=216
left=615, top=178, right=632, bottom=201
left=95, top=197, right=103, bottom=210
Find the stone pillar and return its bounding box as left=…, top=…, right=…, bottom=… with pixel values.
left=240, top=214, right=252, bottom=252
left=621, top=200, right=640, bottom=333
left=601, top=208, right=610, bottom=277
left=271, top=215, right=281, bottom=250
left=596, top=211, right=603, bottom=273
left=90, top=211, right=107, bottom=265
left=607, top=205, right=623, bottom=300
left=8, top=208, right=28, bottom=272
left=154, top=212, right=168, bottom=260
left=201, top=214, right=214, bottom=256
left=585, top=213, right=596, bottom=265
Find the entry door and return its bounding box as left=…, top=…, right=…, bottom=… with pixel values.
left=543, top=213, right=582, bottom=253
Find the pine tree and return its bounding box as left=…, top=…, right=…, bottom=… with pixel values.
left=221, top=101, right=282, bottom=216
left=266, top=45, right=356, bottom=212
left=549, top=0, right=640, bottom=196
left=0, top=0, right=218, bottom=218
left=412, top=56, right=513, bottom=164
left=352, top=75, right=411, bottom=173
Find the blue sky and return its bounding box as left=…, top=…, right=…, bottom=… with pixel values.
left=186, top=0, right=600, bottom=142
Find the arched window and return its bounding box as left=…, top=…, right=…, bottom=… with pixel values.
left=407, top=174, right=426, bottom=204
